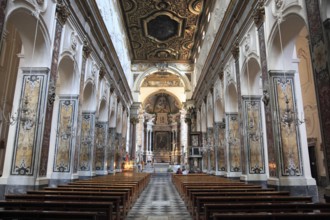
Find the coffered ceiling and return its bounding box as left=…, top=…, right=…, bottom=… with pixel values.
left=119, top=0, right=212, bottom=64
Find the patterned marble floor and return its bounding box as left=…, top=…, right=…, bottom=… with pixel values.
left=126, top=174, right=192, bottom=220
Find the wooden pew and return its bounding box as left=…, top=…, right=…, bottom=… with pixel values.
left=185, top=187, right=275, bottom=204
left=212, top=212, right=330, bottom=220
left=195, top=195, right=313, bottom=220
left=204, top=203, right=330, bottom=220
left=57, top=184, right=137, bottom=202
left=5, top=194, right=122, bottom=220
left=189, top=191, right=290, bottom=213
left=0, top=209, right=105, bottom=220
left=0, top=200, right=112, bottom=220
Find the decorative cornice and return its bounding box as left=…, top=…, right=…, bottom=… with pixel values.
left=56, top=0, right=70, bottom=26
left=253, top=0, right=265, bottom=28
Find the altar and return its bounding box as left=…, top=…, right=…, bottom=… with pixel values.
left=153, top=162, right=169, bottom=173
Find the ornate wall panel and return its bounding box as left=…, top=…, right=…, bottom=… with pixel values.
left=95, top=122, right=107, bottom=171
left=53, top=97, right=77, bottom=172
left=79, top=113, right=95, bottom=171
left=242, top=96, right=265, bottom=174
left=11, top=73, right=47, bottom=175
left=226, top=113, right=240, bottom=172
left=107, top=127, right=116, bottom=170
left=218, top=122, right=226, bottom=171
left=271, top=72, right=302, bottom=176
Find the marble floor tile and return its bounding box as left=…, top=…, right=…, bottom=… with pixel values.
left=126, top=174, right=192, bottom=220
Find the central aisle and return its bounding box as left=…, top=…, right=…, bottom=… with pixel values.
left=126, top=174, right=192, bottom=220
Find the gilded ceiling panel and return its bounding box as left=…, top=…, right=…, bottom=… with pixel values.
left=119, top=0, right=207, bottom=63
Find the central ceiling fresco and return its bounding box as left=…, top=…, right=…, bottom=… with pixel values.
left=119, top=0, right=209, bottom=64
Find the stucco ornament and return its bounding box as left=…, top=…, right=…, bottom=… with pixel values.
left=312, top=41, right=327, bottom=72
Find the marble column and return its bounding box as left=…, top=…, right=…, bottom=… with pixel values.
left=254, top=0, right=277, bottom=179
left=129, top=117, right=138, bottom=160
left=305, top=0, right=330, bottom=195
left=39, top=2, right=70, bottom=177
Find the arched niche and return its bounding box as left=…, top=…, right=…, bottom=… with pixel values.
left=98, top=99, right=108, bottom=122
left=57, top=56, right=78, bottom=95
left=6, top=8, right=50, bottom=67
left=82, top=82, right=96, bottom=112
left=201, top=102, right=207, bottom=132
left=214, top=79, right=225, bottom=122
left=108, top=93, right=117, bottom=127
left=268, top=14, right=306, bottom=71
left=241, top=55, right=261, bottom=96
left=225, top=83, right=238, bottom=112
left=206, top=92, right=214, bottom=128
left=142, top=90, right=182, bottom=114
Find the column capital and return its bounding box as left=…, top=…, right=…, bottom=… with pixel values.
left=130, top=117, right=139, bottom=124
left=56, top=0, right=70, bottom=26
left=253, top=0, right=265, bottom=28
left=83, top=39, right=92, bottom=58
left=231, top=38, right=240, bottom=60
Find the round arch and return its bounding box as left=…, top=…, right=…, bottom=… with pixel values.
left=241, top=53, right=261, bottom=96
left=225, top=83, right=238, bottom=112
left=133, top=66, right=192, bottom=93
left=5, top=7, right=50, bottom=67
left=267, top=14, right=307, bottom=71
left=142, top=89, right=182, bottom=112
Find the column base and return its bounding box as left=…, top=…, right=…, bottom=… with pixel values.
left=240, top=174, right=268, bottom=182
left=78, top=171, right=96, bottom=177
left=225, top=172, right=242, bottom=178
left=95, top=170, right=108, bottom=175
left=267, top=177, right=318, bottom=202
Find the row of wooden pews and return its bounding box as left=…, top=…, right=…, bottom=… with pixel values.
left=0, top=172, right=151, bottom=220
left=172, top=174, right=330, bottom=220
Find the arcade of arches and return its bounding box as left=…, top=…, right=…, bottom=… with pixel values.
left=1, top=0, right=330, bottom=202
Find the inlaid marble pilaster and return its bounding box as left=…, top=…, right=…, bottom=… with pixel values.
left=95, top=122, right=107, bottom=172
left=11, top=70, right=48, bottom=175
left=39, top=2, right=69, bottom=176
left=305, top=0, right=330, bottom=180
left=218, top=121, right=226, bottom=172
left=254, top=1, right=277, bottom=177
left=207, top=128, right=214, bottom=171
left=53, top=97, right=78, bottom=173
left=107, top=127, right=116, bottom=172
left=270, top=72, right=302, bottom=177
left=115, top=133, right=122, bottom=170
left=201, top=132, right=207, bottom=171
left=242, top=96, right=265, bottom=175
left=226, top=113, right=241, bottom=175
left=78, top=112, right=95, bottom=172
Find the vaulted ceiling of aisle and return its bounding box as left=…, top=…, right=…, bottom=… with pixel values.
left=118, top=0, right=213, bottom=64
